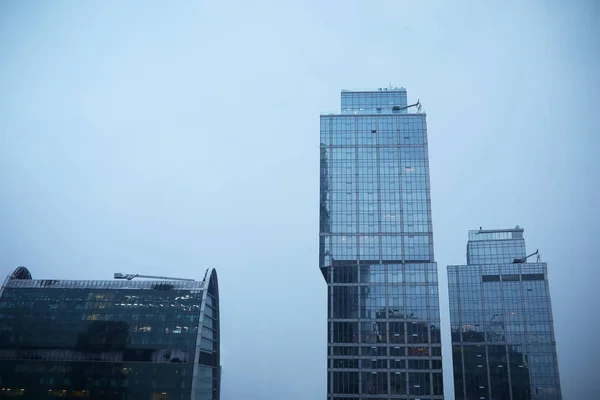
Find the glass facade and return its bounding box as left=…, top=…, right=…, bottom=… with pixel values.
left=341, top=88, right=409, bottom=115
left=0, top=267, right=220, bottom=400
left=467, top=228, right=526, bottom=265
left=448, top=228, right=562, bottom=400
left=320, top=88, right=443, bottom=399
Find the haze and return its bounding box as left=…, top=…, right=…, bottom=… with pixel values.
left=1, top=1, right=598, bottom=399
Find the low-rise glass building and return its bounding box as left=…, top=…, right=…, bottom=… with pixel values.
left=0, top=267, right=220, bottom=400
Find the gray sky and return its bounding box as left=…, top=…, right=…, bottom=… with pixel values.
left=1, top=1, right=598, bottom=399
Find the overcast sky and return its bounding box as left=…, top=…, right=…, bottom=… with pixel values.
left=1, top=1, right=598, bottom=399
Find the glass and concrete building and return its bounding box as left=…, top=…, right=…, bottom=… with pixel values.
left=319, top=87, right=443, bottom=398
left=0, top=267, right=220, bottom=400
left=448, top=227, right=562, bottom=400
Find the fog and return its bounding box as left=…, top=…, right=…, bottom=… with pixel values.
left=1, top=1, right=598, bottom=398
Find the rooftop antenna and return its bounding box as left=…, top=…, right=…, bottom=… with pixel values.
left=512, top=249, right=539, bottom=264
left=114, top=272, right=194, bottom=281
left=391, top=100, right=422, bottom=113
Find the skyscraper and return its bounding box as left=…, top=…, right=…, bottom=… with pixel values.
left=0, top=267, right=220, bottom=400
left=448, top=227, right=562, bottom=400
left=319, top=87, right=443, bottom=398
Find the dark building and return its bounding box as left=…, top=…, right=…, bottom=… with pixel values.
left=448, top=227, right=562, bottom=400
left=319, top=88, right=443, bottom=399
left=0, top=267, right=220, bottom=400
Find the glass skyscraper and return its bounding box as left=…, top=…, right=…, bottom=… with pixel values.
left=448, top=227, right=562, bottom=400
left=319, top=87, right=443, bottom=399
left=0, top=267, right=220, bottom=400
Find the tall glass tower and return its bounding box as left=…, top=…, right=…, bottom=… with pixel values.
left=319, top=87, right=443, bottom=398
left=448, top=227, right=562, bottom=400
